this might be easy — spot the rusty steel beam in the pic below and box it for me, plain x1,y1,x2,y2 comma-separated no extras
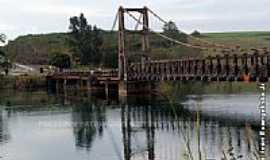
48,49,270,83
124,8,145,12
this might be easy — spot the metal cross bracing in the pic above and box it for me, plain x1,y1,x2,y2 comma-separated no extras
117,6,151,82
128,49,270,82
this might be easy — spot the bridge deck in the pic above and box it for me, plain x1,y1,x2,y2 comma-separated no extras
47,50,270,83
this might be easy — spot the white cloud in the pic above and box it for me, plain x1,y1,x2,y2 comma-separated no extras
20,2,102,17
0,0,269,40
0,24,16,31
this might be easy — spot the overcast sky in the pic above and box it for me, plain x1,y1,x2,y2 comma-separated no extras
0,0,269,40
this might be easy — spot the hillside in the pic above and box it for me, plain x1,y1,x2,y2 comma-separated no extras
4,33,72,65
202,31,270,50
3,31,270,66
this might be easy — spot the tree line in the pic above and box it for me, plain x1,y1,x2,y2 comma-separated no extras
50,13,104,69
0,34,11,75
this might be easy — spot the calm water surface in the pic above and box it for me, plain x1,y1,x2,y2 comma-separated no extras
0,85,269,160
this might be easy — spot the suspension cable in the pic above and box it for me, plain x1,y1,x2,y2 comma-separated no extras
111,10,119,31
125,11,207,50
146,7,236,51
98,9,119,68
147,7,168,24
135,13,143,30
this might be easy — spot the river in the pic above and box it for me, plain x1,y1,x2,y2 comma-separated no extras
0,82,269,160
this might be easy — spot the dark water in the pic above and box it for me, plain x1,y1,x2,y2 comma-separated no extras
0,84,269,160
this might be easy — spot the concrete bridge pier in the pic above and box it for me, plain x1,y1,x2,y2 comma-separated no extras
76,79,81,90
80,78,84,89
86,78,91,89
55,79,61,93
63,79,67,90
105,82,109,99
47,79,56,93
86,79,92,95
63,79,67,97
118,81,128,97
118,81,156,97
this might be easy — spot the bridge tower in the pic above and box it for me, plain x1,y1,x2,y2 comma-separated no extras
118,6,150,96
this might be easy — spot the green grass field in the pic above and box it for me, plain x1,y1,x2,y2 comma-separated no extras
202,31,270,49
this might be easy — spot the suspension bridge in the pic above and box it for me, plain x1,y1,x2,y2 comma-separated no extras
47,6,270,96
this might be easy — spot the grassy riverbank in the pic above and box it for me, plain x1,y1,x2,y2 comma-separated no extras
0,75,46,90
158,81,265,97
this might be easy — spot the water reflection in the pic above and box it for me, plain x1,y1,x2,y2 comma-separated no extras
118,100,267,160
0,88,268,160
0,109,9,144
72,101,106,150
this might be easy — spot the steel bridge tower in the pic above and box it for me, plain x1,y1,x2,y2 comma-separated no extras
118,6,150,96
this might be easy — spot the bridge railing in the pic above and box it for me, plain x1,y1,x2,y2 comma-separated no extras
47,69,118,79
129,50,270,81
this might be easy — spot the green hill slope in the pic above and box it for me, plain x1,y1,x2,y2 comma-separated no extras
4,31,270,66
4,33,72,64
202,31,270,50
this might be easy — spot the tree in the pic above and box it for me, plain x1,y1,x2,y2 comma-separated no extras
162,21,187,47
69,13,103,65
1,61,11,75
92,26,103,61
0,51,11,76
102,46,118,68
163,21,179,36
49,53,71,69
0,49,5,56
191,30,201,37
0,35,11,75
0,34,6,43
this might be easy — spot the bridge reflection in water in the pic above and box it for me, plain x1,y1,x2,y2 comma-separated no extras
0,109,9,145
67,92,269,160
0,89,268,160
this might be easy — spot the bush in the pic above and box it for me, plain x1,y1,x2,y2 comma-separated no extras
191,30,201,37
49,53,71,69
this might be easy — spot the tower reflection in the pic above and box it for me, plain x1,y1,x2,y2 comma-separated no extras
0,109,9,145
62,91,268,160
